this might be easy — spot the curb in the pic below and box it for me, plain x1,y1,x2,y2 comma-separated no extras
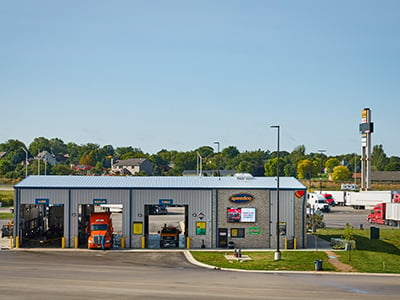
183,250,400,277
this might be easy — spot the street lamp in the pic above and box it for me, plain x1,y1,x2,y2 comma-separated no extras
270,125,281,261
213,142,220,176
21,147,28,178
318,150,326,193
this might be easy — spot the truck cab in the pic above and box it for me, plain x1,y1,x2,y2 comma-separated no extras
322,193,336,206
159,224,181,248
307,193,330,212
88,212,113,249
367,203,386,224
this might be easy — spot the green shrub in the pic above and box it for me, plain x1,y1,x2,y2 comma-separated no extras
0,190,14,207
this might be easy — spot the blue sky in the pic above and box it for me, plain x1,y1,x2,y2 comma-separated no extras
1,1,399,156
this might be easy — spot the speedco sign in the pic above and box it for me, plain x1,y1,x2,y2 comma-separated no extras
229,193,254,204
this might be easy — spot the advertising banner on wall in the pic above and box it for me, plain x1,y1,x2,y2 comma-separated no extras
227,208,256,223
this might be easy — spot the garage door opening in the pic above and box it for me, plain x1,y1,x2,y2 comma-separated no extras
77,204,123,249
19,203,64,248
144,205,187,249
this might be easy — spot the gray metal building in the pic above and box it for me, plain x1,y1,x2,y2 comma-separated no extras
13,174,307,249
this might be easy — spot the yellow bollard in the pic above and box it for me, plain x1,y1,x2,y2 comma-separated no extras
10,236,13,249
61,237,65,249
141,236,145,249
74,236,79,248
121,236,125,249
294,238,297,249
284,238,288,250
186,236,190,249
16,236,20,248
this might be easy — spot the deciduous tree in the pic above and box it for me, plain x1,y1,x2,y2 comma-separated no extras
332,165,351,181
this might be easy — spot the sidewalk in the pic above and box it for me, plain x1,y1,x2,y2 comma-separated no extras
306,233,332,250
0,237,12,249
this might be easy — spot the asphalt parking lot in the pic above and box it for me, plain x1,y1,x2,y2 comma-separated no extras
323,205,392,229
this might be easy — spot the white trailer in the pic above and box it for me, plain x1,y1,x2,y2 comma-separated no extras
321,191,347,206
345,191,393,210
386,203,400,226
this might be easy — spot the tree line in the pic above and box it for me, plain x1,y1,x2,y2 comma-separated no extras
0,137,399,180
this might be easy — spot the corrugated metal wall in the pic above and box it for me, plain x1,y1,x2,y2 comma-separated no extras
270,190,295,249
70,189,130,247
19,189,69,204
132,189,213,248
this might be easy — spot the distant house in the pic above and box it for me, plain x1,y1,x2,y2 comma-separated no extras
35,151,57,166
34,151,69,166
0,152,6,159
111,158,153,176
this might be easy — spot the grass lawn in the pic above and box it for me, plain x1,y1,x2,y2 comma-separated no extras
191,250,336,271
317,228,400,273
0,190,14,207
191,228,400,273
0,212,13,220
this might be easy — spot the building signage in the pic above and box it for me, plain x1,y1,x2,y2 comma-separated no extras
229,193,254,204
196,221,206,235
35,198,49,205
294,190,305,198
227,207,256,223
93,199,107,205
240,207,256,222
159,199,173,205
133,222,143,235
248,227,260,235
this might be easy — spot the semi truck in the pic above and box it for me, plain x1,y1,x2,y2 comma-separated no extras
321,193,336,206
345,191,399,210
321,191,347,206
367,203,400,226
87,212,113,249
307,193,330,212
159,224,181,248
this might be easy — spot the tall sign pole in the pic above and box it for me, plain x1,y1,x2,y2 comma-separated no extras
360,108,373,190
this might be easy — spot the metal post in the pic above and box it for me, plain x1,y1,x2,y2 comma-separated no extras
197,152,202,176
21,147,28,178
214,141,220,176
318,150,326,193
271,125,281,261
37,151,40,175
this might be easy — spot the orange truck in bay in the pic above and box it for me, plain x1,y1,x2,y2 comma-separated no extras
88,212,113,249
159,224,181,248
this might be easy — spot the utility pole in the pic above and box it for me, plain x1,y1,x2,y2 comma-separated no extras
271,125,281,261
22,147,28,178
318,150,326,193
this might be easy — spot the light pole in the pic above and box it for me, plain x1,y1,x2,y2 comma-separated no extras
196,152,203,176
213,142,220,176
271,125,281,261
21,147,28,178
318,150,326,193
